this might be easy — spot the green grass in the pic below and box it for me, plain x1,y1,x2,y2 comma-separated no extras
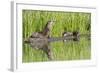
22,10,91,62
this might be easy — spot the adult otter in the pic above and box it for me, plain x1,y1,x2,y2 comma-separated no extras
30,20,55,38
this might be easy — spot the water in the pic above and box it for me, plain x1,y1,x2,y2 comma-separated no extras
23,37,91,62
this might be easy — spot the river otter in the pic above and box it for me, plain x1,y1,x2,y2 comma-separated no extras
30,20,55,38
62,31,79,42
62,32,73,42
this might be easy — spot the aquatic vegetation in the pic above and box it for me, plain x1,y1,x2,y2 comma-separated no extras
22,10,91,62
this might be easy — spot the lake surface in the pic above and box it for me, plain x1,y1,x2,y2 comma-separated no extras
23,37,91,62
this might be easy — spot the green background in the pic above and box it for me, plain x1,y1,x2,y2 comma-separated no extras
22,10,91,62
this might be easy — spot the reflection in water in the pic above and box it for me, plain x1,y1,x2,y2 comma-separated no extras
24,33,90,61
51,37,91,60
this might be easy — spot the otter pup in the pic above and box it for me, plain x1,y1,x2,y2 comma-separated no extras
62,31,79,42
62,32,73,42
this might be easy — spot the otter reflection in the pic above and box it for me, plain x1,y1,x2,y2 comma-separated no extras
24,33,78,60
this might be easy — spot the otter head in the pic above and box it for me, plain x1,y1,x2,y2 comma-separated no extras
47,20,55,29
